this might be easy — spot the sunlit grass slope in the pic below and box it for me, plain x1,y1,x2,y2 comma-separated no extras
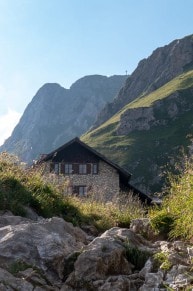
82,70,193,193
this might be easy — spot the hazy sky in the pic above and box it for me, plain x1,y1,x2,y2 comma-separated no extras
0,0,193,145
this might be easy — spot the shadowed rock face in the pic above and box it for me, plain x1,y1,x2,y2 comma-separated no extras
94,34,193,128
0,75,126,163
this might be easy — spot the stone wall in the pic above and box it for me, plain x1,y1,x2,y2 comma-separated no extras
43,160,120,201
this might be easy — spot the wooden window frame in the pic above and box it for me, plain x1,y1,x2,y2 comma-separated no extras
92,163,98,174
73,185,87,196
64,163,73,174
54,163,59,175
78,186,87,196
79,164,87,174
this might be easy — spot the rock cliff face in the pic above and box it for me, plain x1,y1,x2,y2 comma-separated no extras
94,34,193,128
116,90,193,135
0,75,126,163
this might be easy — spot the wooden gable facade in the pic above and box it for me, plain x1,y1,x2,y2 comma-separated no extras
39,137,152,204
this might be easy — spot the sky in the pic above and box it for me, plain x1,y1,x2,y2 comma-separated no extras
0,0,193,145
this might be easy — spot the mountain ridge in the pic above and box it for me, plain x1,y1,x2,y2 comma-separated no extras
82,35,193,193
0,75,127,163
93,34,193,129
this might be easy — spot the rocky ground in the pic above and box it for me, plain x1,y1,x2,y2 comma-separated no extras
0,211,193,290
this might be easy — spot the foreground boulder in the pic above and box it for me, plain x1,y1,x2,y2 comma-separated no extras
62,223,193,290
62,227,155,290
0,215,87,288
0,267,34,291
0,213,193,290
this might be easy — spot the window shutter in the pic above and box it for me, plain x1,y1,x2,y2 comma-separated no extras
54,163,59,174
87,164,91,174
73,164,79,174
93,163,98,174
60,163,65,174
50,162,54,172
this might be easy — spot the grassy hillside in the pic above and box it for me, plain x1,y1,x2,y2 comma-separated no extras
82,70,193,193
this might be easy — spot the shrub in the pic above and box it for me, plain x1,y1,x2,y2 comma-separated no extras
149,207,174,238
153,252,172,271
8,260,32,275
124,242,151,270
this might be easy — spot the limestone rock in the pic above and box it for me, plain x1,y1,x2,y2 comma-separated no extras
0,213,31,228
173,240,187,252
139,259,153,278
130,218,156,240
18,268,57,290
96,275,143,291
0,217,87,284
1,212,193,290
187,246,193,259
164,265,193,289
116,90,193,135
168,252,189,266
63,227,155,290
139,270,164,291
0,267,34,291
117,107,155,135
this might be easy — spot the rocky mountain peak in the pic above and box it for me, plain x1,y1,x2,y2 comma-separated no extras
32,83,68,104
37,82,63,92
0,75,126,163
93,34,193,128
70,75,107,89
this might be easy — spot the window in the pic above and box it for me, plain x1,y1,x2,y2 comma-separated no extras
79,186,87,196
92,163,98,174
79,164,87,174
54,163,59,174
64,164,73,174
73,186,87,196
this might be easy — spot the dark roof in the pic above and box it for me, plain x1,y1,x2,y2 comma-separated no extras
128,183,152,205
40,137,132,182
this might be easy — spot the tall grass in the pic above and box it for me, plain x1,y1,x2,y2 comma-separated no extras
70,192,146,231
0,153,145,232
149,156,193,240
0,153,66,217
